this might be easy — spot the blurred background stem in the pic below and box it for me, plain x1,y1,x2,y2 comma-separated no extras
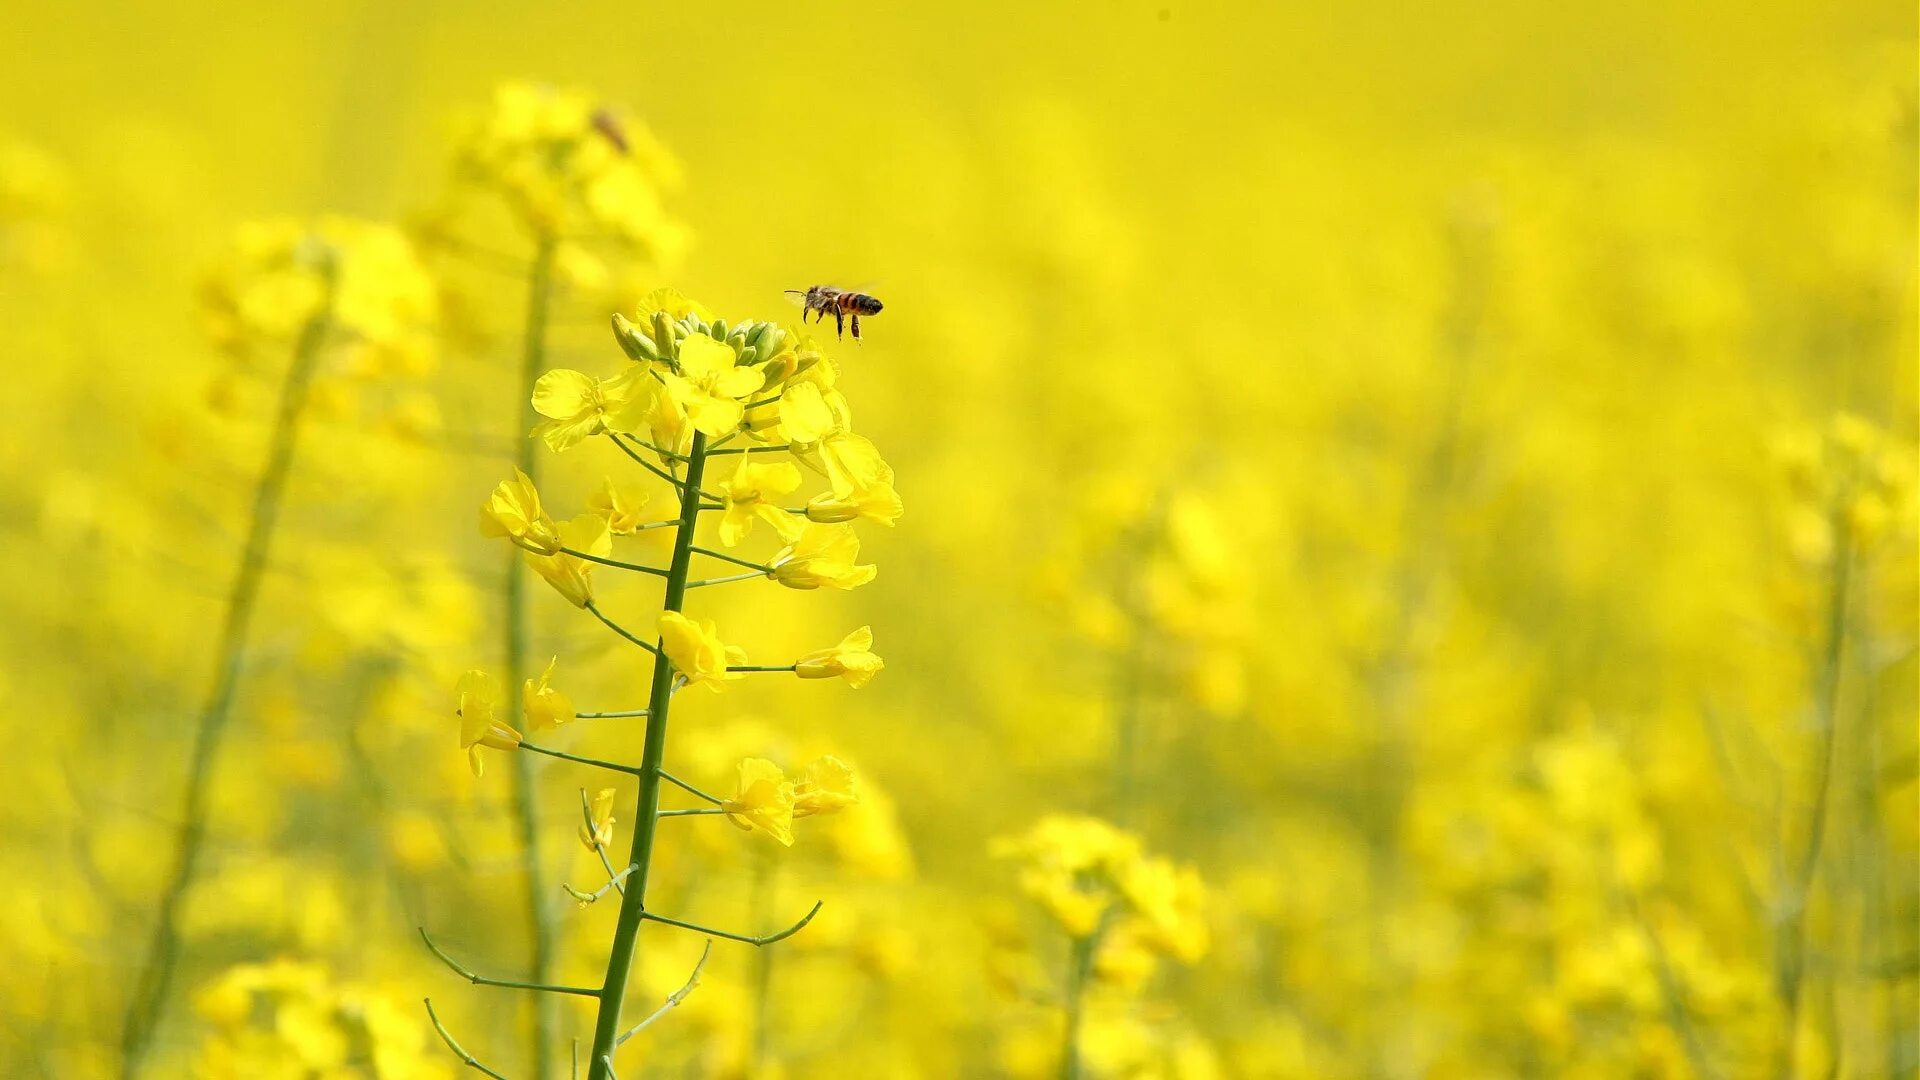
1775,506,1853,1077
119,270,336,1079
507,232,560,1080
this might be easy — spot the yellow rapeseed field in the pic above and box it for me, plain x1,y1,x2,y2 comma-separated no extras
0,3,1913,1078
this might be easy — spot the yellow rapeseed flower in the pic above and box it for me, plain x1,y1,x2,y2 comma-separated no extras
525,513,612,607
478,469,563,555
455,670,521,777
768,521,877,591
661,335,761,436
795,626,885,687
717,460,803,546
658,610,746,691
579,788,617,851
722,757,795,845
530,366,650,452
584,476,651,533
793,756,859,818
521,657,574,732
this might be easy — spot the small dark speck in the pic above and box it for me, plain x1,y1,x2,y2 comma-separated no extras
1157,8,1171,21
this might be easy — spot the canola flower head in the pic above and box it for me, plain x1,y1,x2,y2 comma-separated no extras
451,80,686,253
995,815,1207,957
201,215,439,377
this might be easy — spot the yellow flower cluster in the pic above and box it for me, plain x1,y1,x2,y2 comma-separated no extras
192,959,442,1078
200,216,440,378
721,755,860,846
448,80,685,254
995,814,1208,961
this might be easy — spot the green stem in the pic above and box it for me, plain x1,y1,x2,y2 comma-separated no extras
508,232,560,1080
521,741,644,776
562,547,669,577
586,602,662,656
585,431,711,1080
1060,933,1096,1080
1777,514,1853,1075
690,546,775,573
120,282,335,1080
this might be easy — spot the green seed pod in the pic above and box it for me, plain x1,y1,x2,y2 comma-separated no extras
710,318,729,340
735,345,760,367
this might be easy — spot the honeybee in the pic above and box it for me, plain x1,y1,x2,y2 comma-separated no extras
785,285,884,342
590,107,630,154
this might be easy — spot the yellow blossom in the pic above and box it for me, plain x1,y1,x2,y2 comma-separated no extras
661,334,761,436
579,788,617,851
455,670,521,777
530,366,649,452
795,626,885,687
478,469,562,554
721,757,795,845
718,460,802,546
768,521,877,591
584,476,651,533
793,756,859,818
522,657,574,731
805,481,904,527
525,514,611,607
658,610,746,691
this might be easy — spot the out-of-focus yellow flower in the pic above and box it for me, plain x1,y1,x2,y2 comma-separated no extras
661,335,761,436
795,626,885,687
522,657,574,732
722,757,795,845
531,366,650,452
580,787,617,851
793,756,859,817
479,468,563,554
768,520,877,591
658,610,746,691
456,670,521,777
201,216,438,376
451,81,684,253
585,476,651,533
525,513,612,607
718,460,803,546
1119,857,1210,963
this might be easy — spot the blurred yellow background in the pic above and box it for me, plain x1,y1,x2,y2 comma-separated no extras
1,1,1914,1077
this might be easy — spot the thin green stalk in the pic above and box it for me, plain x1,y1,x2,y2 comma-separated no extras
508,233,561,1080
585,431,711,1080
120,282,335,1080
750,854,775,1072
1776,513,1853,1076
1060,933,1096,1080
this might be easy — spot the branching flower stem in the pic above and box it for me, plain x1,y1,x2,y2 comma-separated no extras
507,232,562,1079
120,277,336,1080
584,430,712,1079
